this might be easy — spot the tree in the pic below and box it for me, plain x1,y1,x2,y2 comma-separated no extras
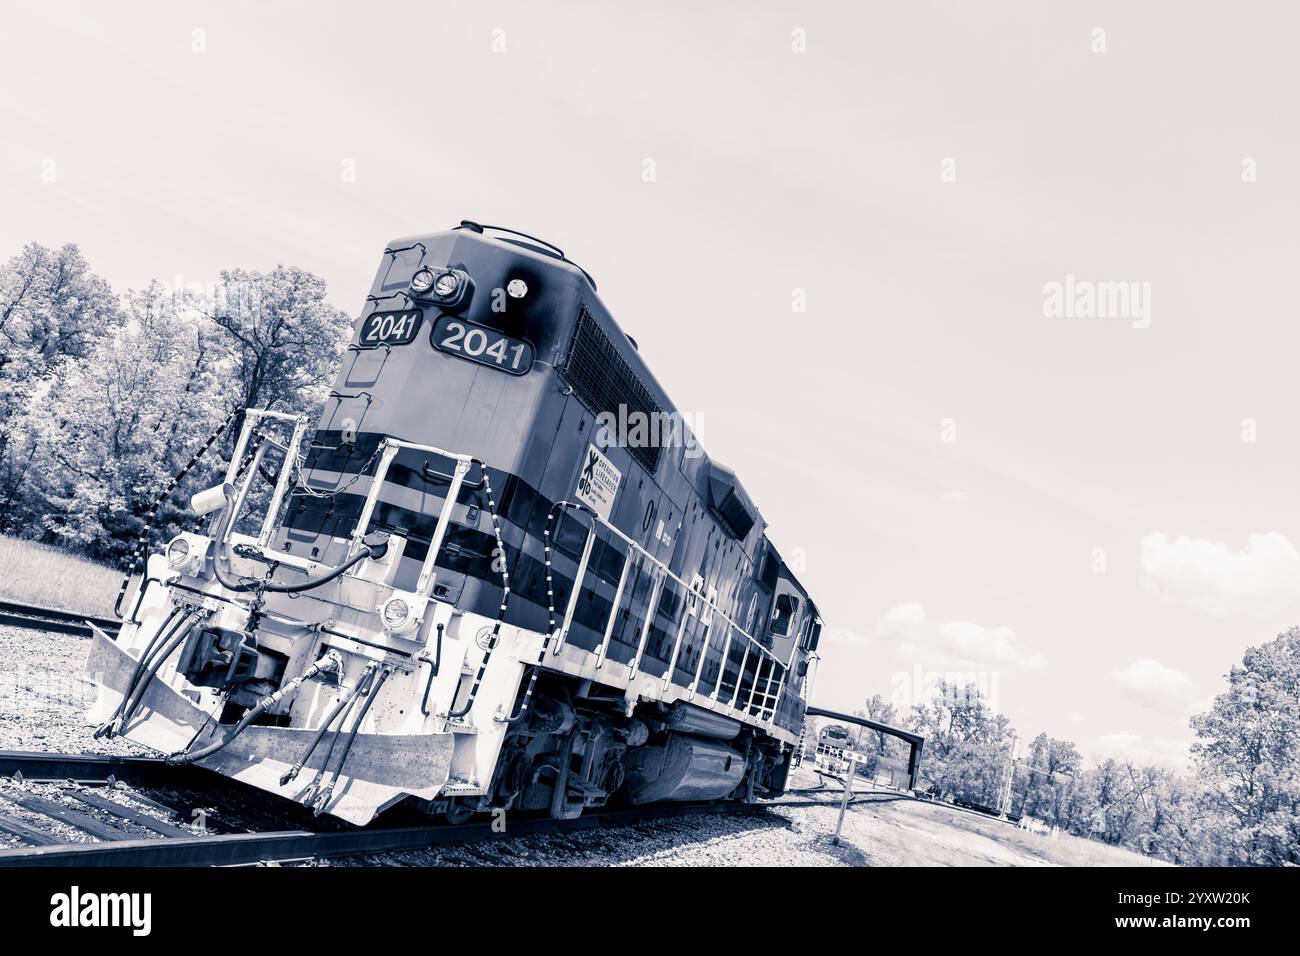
1016,733,1081,823
1190,627,1300,865
203,265,352,417
0,243,117,527
909,679,1014,807
19,284,229,561
853,693,904,778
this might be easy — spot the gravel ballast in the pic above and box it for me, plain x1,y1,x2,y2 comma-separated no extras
0,623,1159,866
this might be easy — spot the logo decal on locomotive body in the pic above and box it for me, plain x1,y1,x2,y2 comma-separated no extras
575,443,621,520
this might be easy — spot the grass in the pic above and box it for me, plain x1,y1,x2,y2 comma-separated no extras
0,535,125,618
930,802,1168,867
789,767,1169,866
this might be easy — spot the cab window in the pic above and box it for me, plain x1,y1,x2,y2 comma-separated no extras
770,594,799,637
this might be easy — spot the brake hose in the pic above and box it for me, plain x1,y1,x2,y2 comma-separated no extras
165,652,342,766
312,665,391,814
303,664,376,800
95,610,198,739
94,606,184,738
280,667,372,786
113,614,200,731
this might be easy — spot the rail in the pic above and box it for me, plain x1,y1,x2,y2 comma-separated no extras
0,599,121,638
0,750,881,866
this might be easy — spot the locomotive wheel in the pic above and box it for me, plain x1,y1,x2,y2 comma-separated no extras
443,800,476,825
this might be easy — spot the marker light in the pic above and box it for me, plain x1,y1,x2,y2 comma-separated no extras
164,533,210,577
381,597,411,630
506,278,528,299
166,538,190,567
410,268,436,293
433,272,460,297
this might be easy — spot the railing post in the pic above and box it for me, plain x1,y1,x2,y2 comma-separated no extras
223,440,268,544
594,551,633,669
728,640,752,708
552,526,596,656
756,660,778,720
628,571,665,677
223,414,256,486
258,416,307,548
764,667,786,725
744,655,769,715
415,457,472,597
350,440,398,555
709,624,736,701
661,591,695,691
686,618,714,700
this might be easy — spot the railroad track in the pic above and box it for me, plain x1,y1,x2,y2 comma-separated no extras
0,751,887,867
0,599,120,638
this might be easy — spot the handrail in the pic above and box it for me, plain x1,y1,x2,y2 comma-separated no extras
220,414,791,727
543,501,787,699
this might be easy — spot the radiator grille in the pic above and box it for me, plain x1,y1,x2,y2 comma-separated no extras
562,307,663,474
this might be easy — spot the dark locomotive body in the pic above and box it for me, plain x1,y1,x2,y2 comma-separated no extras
280,223,819,733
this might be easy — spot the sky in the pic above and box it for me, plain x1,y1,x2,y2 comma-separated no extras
3,1,1299,768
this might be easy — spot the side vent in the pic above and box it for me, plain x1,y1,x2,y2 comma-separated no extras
562,307,663,473
706,460,759,541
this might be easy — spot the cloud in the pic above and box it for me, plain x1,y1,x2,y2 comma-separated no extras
1090,732,1192,769
1139,532,1300,617
878,603,1046,672
1113,658,1198,711
939,489,972,503
822,625,873,647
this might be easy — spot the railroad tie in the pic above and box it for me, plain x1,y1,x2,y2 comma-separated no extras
2,792,136,842
63,789,192,838
0,810,61,846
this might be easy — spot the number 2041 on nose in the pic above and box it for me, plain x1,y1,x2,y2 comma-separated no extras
431,316,535,375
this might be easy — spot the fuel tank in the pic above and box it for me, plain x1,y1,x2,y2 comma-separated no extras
623,734,746,804
662,700,742,740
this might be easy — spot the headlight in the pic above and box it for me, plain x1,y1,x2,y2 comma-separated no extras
506,278,528,299
410,268,436,293
433,271,460,297
381,597,410,630
166,538,190,567
409,268,472,308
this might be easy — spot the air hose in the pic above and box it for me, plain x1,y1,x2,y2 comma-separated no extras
312,665,391,814
209,485,389,594
94,609,198,739
279,664,374,786
302,667,375,803
165,652,343,766
113,614,200,731
94,606,184,738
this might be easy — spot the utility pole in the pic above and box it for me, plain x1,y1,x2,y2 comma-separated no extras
998,732,1019,819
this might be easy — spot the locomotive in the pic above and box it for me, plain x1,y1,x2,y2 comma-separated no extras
85,221,823,825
